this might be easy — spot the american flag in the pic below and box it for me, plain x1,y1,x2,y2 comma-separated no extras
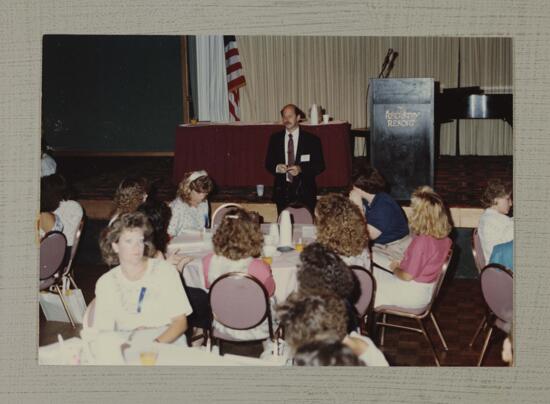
224,35,246,121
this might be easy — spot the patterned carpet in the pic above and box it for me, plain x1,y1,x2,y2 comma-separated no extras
56,155,512,207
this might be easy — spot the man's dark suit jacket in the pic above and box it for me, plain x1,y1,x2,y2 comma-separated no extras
265,129,325,213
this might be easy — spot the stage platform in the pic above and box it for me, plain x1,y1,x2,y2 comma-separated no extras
55,155,512,226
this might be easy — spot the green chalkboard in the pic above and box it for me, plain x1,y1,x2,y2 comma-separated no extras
42,35,183,151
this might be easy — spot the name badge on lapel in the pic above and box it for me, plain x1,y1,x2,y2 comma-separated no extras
300,154,311,162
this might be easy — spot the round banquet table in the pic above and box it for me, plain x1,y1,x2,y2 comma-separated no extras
167,224,317,303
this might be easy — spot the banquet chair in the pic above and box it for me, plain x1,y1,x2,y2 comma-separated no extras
349,265,376,336
208,272,274,355
82,298,96,329
211,203,242,229
278,205,314,225
471,228,486,274
468,228,489,348
475,264,513,366
62,217,85,289
39,231,76,327
374,248,453,366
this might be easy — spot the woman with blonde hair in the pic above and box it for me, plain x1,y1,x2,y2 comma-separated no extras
168,170,213,236
372,186,452,309
315,193,370,268
95,212,192,344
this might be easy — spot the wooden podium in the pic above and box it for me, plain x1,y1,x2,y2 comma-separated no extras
369,78,435,201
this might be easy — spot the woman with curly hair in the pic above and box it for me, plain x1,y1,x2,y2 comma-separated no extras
203,207,274,294
109,176,148,226
201,207,275,340
373,186,452,309
95,212,192,344
478,179,513,265
296,242,359,333
315,193,370,268
276,291,388,366
349,163,410,260
168,170,213,236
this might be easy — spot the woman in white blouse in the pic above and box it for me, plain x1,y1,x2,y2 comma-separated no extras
95,212,192,344
43,174,84,247
478,180,513,262
167,170,213,236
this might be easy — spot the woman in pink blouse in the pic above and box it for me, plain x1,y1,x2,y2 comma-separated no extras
202,207,275,341
373,186,452,309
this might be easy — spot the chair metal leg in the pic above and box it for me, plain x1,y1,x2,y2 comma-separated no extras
477,326,494,366
379,313,387,346
430,312,448,351
417,318,440,366
67,274,78,289
202,328,209,346
53,284,76,328
469,315,487,348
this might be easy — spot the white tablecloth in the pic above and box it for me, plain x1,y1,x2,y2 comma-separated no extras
171,225,316,303
39,333,285,366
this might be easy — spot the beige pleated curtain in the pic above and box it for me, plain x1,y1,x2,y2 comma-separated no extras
237,36,512,155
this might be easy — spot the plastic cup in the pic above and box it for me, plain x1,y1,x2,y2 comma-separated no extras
256,184,264,197
262,256,273,266
322,114,329,124
295,243,304,253
139,350,158,366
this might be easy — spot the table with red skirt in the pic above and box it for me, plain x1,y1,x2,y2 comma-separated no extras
172,121,352,187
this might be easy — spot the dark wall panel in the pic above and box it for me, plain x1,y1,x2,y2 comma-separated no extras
42,35,183,151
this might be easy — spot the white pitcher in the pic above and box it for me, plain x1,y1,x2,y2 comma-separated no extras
309,103,320,124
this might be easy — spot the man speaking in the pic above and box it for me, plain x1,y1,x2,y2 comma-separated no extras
265,104,325,214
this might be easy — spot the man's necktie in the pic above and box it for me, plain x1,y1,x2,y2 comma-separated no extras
287,134,295,182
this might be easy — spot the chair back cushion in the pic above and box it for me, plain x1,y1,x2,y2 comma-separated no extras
279,206,314,225
209,273,269,330
211,203,242,228
40,231,67,281
472,228,486,274
480,264,513,323
350,266,375,318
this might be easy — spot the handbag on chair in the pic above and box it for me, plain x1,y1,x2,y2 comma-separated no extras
40,277,87,324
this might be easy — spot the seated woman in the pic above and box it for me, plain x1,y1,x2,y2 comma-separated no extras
490,240,513,270
43,173,84,248
478,180,513,264
349,164,410,261
373,186,452,309
137,199,209,335
294,339,365,366
202,207,275,340
315,193,370,268
168,170,213,236
296,242,360,333
39,175,63,239
276,291,388,366
108,177,148,226
95,212,192,344
137,198,193,270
